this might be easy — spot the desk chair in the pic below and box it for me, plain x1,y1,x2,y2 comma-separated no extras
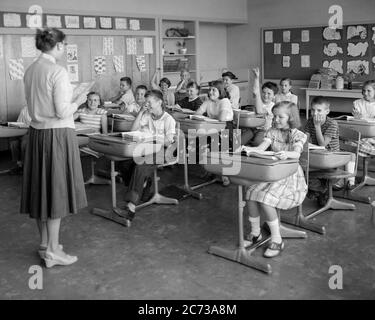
280,134,326,234
305,127,360,220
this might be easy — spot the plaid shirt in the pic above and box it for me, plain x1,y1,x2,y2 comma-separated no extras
304,117,339,151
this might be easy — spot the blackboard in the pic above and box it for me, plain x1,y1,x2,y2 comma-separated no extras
263,23,375,81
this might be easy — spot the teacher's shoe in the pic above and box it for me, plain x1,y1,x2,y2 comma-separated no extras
44,251,78,268
264,241,284,258
38,245,63,259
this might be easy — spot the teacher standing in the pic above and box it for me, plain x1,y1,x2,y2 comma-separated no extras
21,28,88,268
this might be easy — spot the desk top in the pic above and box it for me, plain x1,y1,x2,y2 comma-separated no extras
302,88,362,98
0,126,28,138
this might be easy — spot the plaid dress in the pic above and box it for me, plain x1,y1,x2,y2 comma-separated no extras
245,128,308,210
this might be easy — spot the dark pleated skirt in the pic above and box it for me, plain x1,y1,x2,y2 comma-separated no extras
20,127,87,220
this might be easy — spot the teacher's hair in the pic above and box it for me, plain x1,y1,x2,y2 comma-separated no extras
35,28,66,52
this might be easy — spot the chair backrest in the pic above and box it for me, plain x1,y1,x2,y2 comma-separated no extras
338,125,361,175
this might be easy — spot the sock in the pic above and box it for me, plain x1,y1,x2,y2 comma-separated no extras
127,202,135,213
266,219,282,244
346,161,355,185
249,216,260,237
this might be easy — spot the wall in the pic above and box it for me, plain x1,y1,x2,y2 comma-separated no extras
227,0,375,107
0,0,247,23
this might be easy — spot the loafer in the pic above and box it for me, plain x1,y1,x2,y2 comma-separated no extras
264,241,284,258
113,207,135,227
44,251,78,268
243,233,262,247
38,244,63,259
222,176,230,187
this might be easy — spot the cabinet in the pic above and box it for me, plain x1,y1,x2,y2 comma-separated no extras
159,19,199,86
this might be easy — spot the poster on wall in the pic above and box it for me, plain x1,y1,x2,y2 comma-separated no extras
67,64,79,82
94,56,106,74
3,13,21,27
21,37,37,58
115,18,127,30
83,17,97,29
113,55,124,73
301,55,310,68
283,30,291,42
129,19,140,31
9,58,24,80
282,56,290,68
66,45,78,62
126,38,137,55
301,30,310,42
143,38,153,54
46,15,62,28
65,16,80,28
103,37,114,55
136,55,146,72
100,17,112,29
265,31,273,43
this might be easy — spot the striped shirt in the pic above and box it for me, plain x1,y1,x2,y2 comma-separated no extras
304,117,339,151
77,107,107,132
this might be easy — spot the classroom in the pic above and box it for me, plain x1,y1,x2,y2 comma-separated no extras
0,0,375,301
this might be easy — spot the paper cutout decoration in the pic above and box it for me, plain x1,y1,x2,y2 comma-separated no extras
372,27,375,44
103,37,114,55
65,16,80,28
323,43,343,57
67,64,79,82
100,17,112,29
143,38,153,54
21,37,37,58
113,55,124,73
347,25,367,40
84,17,96,28
282,56,290,68
274,43,281,54
301,30,310,42
126,38,137,55
347,42,368,57
323,59,343,74
3,13,21,27
46,15,62,28
26,14,42,28
129,19,140,31
66,45,78,62
301,55,310,68
115,18,127,29
291,43,300,55
94,56,106,74
283,30,291,42
323,27,341,40
9,59,24,80
136,55,146,72
265,31,273,43
347,60,369,75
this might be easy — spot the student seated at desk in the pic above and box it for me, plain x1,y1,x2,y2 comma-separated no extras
222,71,240,110
109,76,136,110
74,92,108,133
304,96,355,193
174,68,190,104
115,90,176,226
275,78,298,105
241,67,278,147
123,85,148,117
151,69,175,106
174,81,203,111
242,101,307,257
9,106,32,174
352,80,375,156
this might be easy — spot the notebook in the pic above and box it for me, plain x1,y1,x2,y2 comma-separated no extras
189,115,220,122
239,146,278,160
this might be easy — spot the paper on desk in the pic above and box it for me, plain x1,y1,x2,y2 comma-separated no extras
71,81,95,102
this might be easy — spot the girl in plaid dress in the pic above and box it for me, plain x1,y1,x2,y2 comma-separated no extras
243,101,307,258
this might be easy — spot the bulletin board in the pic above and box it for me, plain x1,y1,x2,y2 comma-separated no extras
262,23,375,81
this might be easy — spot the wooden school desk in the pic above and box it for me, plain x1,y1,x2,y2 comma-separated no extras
303,88,362,119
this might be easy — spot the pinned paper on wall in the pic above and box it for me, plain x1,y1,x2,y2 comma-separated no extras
113,55,124,73
94,56,106,74
126,38,137,55
372,27,375,44
291,43,300,55
100,17,112,29
136,55,146,72
0,36,3,59
65,16,80,28
21,37,37,58
143,38,153,54
323,27,341,40
301,55,310,68
129,19,140,31
46,15,62,28
347,60,369,75
323,59,343,74
323,43,343,57
283,30,291,42
9,59,24,80
3,13,21,27
347,42,368,57
274,43,281,54
83,17,97,29
26,14,42,28
66,45,78,62
347,25,367,40
103,37,114,56
115,18,127,30
265,31,273,43
282,56,290,68
67,64,79,82
301,30,310,42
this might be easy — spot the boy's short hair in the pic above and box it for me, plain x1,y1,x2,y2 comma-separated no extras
120,77,132,86
186,80,200,91
280,78,292,85
311,96,330,108
136,85,147,92
262,81,278,95
159,77,171,88
272,101,301,129
145,89,165,110
363,80,375,89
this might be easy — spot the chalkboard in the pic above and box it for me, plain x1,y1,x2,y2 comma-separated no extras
262,23,375,81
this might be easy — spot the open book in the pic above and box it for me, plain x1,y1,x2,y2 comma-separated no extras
334,115,375,123
121,131,158,143
239,146,278,160
7,122,28,129
189,115,220,122
308,143,326,150
111,113,136,121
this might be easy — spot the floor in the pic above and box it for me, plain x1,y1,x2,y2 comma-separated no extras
0,149,375,300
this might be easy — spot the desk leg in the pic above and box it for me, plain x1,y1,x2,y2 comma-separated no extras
182,139,203,200
208,185,272,274
84,158,111,185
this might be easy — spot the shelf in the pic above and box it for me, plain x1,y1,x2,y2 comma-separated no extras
163,70,196,75
163,54,196,57
162,36,195,40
